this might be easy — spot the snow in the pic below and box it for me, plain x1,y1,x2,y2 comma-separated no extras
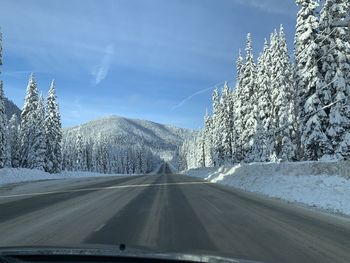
64,115,195,162
0,168,127,186
182,161,350,216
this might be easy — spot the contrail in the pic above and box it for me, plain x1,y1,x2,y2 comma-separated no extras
93,44,115,85
171,80,234,111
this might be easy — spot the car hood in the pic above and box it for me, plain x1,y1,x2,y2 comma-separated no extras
0,245,264,263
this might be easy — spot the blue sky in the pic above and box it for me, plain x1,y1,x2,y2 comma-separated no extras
0,0,298,129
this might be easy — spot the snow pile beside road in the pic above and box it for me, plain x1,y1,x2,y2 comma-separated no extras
0,168,125,186
182,161,350,215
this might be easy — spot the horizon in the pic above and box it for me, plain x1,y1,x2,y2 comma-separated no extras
0,0,297,129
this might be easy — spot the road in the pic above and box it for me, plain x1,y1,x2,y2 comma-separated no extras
0,165,350,263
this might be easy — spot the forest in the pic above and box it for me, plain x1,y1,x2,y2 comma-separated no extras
177,0,350,169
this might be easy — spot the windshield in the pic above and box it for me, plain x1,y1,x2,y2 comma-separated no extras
0,0,350,263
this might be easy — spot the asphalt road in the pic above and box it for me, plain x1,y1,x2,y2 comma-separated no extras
0,166,350,263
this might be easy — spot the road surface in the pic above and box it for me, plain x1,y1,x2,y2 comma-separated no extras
0,165,350,263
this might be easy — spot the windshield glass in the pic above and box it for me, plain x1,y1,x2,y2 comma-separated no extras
0,0,350,263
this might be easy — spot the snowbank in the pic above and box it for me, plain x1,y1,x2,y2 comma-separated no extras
182,161,350,216
0,168,126,186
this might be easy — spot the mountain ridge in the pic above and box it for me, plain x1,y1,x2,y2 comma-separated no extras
66,115,194,132
64,115,195,161
4,97,21,121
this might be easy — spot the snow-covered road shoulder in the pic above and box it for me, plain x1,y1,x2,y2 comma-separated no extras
0,168,127,186
182,161,350,216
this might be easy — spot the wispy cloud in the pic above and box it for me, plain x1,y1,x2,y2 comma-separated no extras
171,80,234,111
232,0,296,15
91,44,115,85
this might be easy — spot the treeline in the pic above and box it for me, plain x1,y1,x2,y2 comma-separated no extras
0,76,63,172
178,0,350,169
62,129,161,174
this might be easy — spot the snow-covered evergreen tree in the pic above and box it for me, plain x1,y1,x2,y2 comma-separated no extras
240,33,257,161
126,148,134,174
0,29,5,168
302,93,332,159
0,81,7,168
269,31,280,159
255,39,274,161
45,80,62,173
319,0,350,159
211,88,222,165
197,131,206,167
294,0,315,159
96,134,109,174
31,95,46,170
62,130,75,171
269,27,296,161
275,25,296,161
295,0,332,160
251,117,267,162
203,109,213,167
232,50,244,162
84,139,93,172
20,74,40,168
7,114,20,167
75,127,85,171
179,137,202,169
220,82,234,163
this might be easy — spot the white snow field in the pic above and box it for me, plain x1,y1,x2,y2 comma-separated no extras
0,168,126,186
182,161,350,216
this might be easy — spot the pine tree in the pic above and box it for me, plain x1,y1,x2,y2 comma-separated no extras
0,29,5,168
220,82,234,163
211,88,222,165
319,0,350,160
85,139,93,172
302,93,332,159
75,127,85,171
92,133,109,173
62,131,75,171
20,74,40,168
197,131,206,167
203,109,213,167
269,27,296,161
255,39,274,161
269,31,280,160
0,81,7,168
276,25,296,161
295,0,332,160
7,114,20,167
45,80,62,173
251,117,267,162
99,135,109,173
127,148,133,174
240,33,257,161
30,95,46,170
294,0,320,60
232,50,244,162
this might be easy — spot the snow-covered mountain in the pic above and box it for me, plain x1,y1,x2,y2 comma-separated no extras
64,115,195,161
4,97,21,121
